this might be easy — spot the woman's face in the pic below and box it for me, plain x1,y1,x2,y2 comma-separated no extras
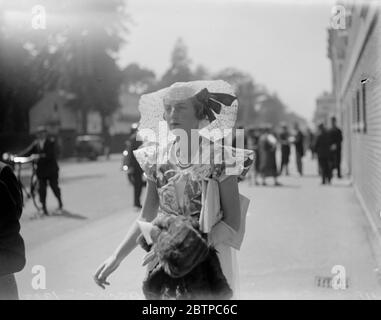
164,98,199,133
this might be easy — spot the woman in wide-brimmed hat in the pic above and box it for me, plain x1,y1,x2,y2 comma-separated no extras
94,80,254,299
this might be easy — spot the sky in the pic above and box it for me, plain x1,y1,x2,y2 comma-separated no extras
119,0,338,122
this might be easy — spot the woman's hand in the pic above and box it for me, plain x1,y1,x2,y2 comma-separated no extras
93,180,159,290
93,255,120,289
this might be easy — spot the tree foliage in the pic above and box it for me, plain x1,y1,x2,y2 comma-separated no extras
214,68,266,126
158,38,194,89
122,63,156,95
0,0,129,134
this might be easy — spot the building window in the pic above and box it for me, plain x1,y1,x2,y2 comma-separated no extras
352,97,356,132
361,81,367,133
356,89,361,133
360,5,369,19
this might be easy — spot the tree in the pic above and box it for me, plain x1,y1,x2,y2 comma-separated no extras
158,38,194,88
193,65,209,81
214,68,265,127
258,93,287,126
55,0,130,135
122,63,156,95
0,5,49,134
257,93,308,128
0,0,130,135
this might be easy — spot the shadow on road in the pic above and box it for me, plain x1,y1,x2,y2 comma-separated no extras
298,173,319,178
328,182,352,188
61,174,105,184
50,209,88,220
276,184,301,189
251,183,301,189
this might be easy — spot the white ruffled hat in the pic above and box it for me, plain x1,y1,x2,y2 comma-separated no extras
136,80,238,142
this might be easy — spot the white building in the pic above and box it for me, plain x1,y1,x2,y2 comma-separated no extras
328,1,381,234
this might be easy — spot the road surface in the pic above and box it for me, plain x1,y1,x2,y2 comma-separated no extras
15,153,381,299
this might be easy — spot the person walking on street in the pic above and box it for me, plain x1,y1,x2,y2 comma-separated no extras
104,131,111,160
258,125,281,186
293,123,305,176
19,126,63,216
94,80,254,299
232,125,248,149
314,123,333,185
279,123,291,176
0,162,26,300
329,116,343,178
306,127,316,160
126,123,145,209
248,127,261,185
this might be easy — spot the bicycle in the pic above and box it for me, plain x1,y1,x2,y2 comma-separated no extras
2,153,42,212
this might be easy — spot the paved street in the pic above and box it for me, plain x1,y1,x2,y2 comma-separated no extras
15,153,381,300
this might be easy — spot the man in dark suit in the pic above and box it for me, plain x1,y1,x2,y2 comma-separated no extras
293,123,305,176
329,117,343,178
20,126,63,215
126,124,144,209
279,123,291,176
0,161,26,299
314,123,333,185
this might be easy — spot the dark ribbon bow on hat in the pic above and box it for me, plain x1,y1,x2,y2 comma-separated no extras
194,88,237,122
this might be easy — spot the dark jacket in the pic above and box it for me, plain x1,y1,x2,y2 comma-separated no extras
127,133,143,175
294,130,305,155
329,127,343,149
314,130,332,159
20,137,59,178
0,162,26,276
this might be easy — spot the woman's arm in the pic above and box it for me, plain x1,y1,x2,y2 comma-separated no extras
113,179,159,263
93,179,159,289
219,175,241,232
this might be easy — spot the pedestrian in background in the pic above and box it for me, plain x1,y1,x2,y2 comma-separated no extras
104,131,111,160
248,127,261,185
329,116,343,178
0,162,26,300
314,123,333,185
258,125,281,186
306,127,316,160
293,123,305,176
279,123,291,176
126,124,145,210
19,126,63,215
232,125,248,148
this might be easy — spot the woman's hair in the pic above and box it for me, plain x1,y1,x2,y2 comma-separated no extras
189,96,208,121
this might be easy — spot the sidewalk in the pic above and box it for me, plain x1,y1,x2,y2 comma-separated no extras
238,154,381,299
16,154,381,299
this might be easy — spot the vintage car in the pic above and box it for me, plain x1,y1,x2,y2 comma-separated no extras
75,135,104,161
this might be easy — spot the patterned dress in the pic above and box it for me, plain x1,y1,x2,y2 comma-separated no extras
134,139,254,298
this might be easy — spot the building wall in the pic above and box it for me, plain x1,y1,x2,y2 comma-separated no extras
314,92,336,126
86,111,102,134
341,9,381,228
29,91,79,134
110,92,140,134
